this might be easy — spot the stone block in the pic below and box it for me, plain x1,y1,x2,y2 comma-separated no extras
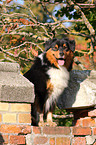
58,70,96,109
0,62,35,103
86,136,96,145
26,134,33,145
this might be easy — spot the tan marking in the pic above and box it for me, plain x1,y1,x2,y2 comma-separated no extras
47,79,53,95
38,113,44,127
55,44,58,49
63,43,66,47
64,50,74,70
46,47,74,70
46,48,59,68
39,113,44,122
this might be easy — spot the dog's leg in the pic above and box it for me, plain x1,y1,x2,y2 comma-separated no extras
46,112,57,127
38,113,44,126
47,112,52,122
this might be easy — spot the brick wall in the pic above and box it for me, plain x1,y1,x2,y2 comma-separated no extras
0,102,31,144
29,109,96,145
0,101,96,145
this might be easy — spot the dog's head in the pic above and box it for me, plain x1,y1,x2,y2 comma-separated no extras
45,38,75,71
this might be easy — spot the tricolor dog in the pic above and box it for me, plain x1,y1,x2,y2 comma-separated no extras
24,37,75,126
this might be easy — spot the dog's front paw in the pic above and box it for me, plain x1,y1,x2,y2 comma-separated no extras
45,121,57,127
38,121,45,127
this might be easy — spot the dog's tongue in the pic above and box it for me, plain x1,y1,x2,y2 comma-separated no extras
58,60,65,66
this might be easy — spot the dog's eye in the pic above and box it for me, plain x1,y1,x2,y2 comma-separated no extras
52,45,58,51
63,44,68,51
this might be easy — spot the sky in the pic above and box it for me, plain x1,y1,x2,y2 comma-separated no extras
53,4,72,27
0,0,24,5
14,0,24,5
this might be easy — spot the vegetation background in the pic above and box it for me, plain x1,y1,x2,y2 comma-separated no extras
0,0,96,126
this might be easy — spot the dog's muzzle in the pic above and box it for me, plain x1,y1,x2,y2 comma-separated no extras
57,51,65,66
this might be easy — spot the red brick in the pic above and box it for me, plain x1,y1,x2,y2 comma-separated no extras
73,119,82,126
33,126,41,134
93,141,96,145
49,138,55,145
0,135,8,144
72,137,86,145
93,127,96,135
56,137,70,145
0,124,21,133
10,135,25,144
34,136,48,144
82,117,95,127
0,124,31,134
88,109,96,117
19,125,31,135
72,127,91,135
43,126,70,135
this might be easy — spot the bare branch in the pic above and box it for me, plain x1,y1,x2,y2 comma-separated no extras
66,0,95,36
53,114,73,119
74,57,87,70
5,41,43,52
0,46,32,62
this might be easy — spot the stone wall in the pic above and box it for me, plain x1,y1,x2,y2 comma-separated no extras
0,62,96,145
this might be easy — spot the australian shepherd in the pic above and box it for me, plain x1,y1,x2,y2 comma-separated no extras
24,37,75,126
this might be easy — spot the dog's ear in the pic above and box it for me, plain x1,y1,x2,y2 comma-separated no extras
45,38,57,51
69,40,75,52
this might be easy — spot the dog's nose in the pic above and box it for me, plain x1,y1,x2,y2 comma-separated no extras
59,52,64,57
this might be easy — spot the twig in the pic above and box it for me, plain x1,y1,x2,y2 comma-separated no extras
74,57,86,70
53,114,74,119
5,41,43,52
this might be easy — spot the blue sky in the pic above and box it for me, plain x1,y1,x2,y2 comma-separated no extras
53,4,72,27
0,0,24,5
14,0,24,5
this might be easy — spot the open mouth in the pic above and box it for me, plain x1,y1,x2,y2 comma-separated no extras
57,58,65,66
53,54,65,66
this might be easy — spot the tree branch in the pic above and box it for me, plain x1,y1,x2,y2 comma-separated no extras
66,0,95,36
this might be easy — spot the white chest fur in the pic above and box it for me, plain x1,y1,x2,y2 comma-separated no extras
45,66,69,111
